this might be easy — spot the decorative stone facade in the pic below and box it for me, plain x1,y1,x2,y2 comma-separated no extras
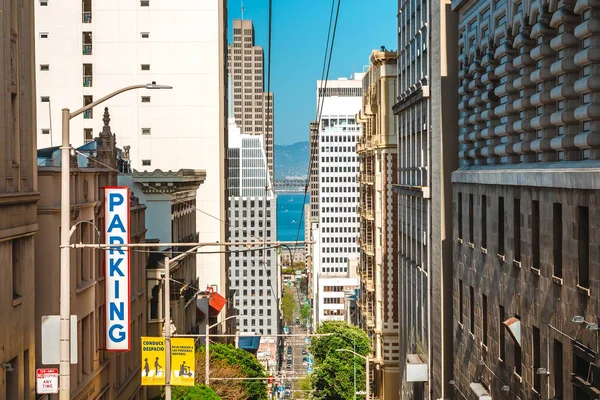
357,49,399,399
452,0,600,399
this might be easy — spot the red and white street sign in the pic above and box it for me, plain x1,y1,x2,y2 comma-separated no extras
36,368,59,394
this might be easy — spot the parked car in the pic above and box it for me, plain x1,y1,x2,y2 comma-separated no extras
301,348,307,355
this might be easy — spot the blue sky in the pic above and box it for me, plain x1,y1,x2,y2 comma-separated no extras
228,0,397,146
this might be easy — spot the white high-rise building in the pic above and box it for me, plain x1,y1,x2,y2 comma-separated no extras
34,1,229,290
315,74,363,275
227,119,278,335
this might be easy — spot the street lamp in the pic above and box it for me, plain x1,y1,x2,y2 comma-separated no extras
205,315,239,385
59,82,171,399
336,348,370,399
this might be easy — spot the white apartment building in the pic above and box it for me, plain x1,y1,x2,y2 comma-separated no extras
34,0,228,290
316,275,359,323
227,120,278,336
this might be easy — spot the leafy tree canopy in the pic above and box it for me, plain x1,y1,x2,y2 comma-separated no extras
169,384,221,400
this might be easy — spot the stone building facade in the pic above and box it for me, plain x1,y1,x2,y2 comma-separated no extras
394,1,458,398
0,0,38,397
36,110,148,399
452,0,600,399
356,49,399,399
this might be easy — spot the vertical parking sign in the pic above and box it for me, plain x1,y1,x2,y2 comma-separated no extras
104,187,130,351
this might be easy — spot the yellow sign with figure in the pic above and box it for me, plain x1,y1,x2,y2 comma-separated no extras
141,337,166,386
170,337,195,386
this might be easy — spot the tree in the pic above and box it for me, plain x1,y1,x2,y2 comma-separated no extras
196,343,268,400
300,303,311,322
308,321,371,400
281,287,296,325
169,384,221,400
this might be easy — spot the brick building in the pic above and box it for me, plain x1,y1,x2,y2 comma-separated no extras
452,0,600,399
356,49,399,399
393,1,458,398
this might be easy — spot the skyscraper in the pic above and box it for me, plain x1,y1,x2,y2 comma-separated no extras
394,1,458,398
228,19,275,181
227,119,278,336
34,0,229,294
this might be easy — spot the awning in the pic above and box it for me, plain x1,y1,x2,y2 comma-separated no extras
469,383,492,400
238,336,261,353
209,291,227,316
406,354,428,382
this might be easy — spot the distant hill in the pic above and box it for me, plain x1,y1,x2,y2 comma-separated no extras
274,141,309,180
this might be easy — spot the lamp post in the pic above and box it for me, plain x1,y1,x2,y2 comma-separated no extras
59,83,171,399
336,348,369,399
205,315,238,385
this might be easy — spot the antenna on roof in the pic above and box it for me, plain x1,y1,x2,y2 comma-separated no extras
241,0,244,20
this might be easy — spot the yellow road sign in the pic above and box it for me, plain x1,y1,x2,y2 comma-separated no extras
170,337,195,386
141,337,166,386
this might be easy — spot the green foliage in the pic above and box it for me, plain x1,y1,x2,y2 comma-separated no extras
281,287,296,325
300,303,311,322
308,321,371,399
169,384,221,400
199,343,268,399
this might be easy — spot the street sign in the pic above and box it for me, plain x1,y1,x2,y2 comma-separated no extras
36,368,59,394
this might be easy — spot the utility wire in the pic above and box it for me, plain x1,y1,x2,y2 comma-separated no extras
74,148,265,243
291,0,342,264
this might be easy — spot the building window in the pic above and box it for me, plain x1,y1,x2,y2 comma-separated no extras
499,304,505,360
41,96,50,102
40,64,50,71
498,197,505,255
481,195,487,249
39,32,49,39
41,129,50,135
82,0,91,22
140,0,149,5
84,129,93,143
6,356,18,399
141,64,150,71
553,203,562,278
141,32,150,38
513,199,521,262
482,294,488,347
554,339,563,398
533,325,541,393
40,0,48,5
82,32,92,55
141,96,151,103
458,279,463,326
12,239,23,300
578,206,590,288
514,315,522,377
141,128,151,135
468,193,474,244
458,193,463,240
142,159,151,166
83,63,92,87
532,200,540,268
469,286,475,334
83,95,93,119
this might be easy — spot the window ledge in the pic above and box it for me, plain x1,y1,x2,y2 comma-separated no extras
530,266,541,276
468,242,475,249
469,332,476,340
457,238,463,244
497,253,505,262
481,343,488,352
75,279,96,294
481,247,488,254
512,260,522,269
12,296,23,307
458,322,464,329
513,370,523,383
577,285,591,297
498,358,504,364
552,275,563,285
